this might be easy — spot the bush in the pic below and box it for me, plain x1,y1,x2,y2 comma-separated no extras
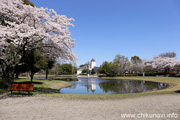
168,71,179,77
157,72,166,76
144,73,157,76
116,74,138,76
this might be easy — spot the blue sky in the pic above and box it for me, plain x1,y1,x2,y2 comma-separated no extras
30,0,180,67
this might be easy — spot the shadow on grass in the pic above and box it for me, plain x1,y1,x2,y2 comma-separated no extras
0,79,8,94
9,92,33,96
0,78,60,95
33,87,60,94
13,81,43,84
175,90,180,93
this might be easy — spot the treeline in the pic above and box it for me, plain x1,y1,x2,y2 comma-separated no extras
15,50,56,80
49,63,77,75
98,52,180,77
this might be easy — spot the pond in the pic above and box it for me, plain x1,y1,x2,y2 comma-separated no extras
60,78,168,94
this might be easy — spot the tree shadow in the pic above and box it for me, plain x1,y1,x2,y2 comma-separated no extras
175,90,180,93
8,92,33,96
33,87,60,93
13,81,43,84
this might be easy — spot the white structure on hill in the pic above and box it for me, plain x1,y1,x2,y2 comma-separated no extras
77,58,97,75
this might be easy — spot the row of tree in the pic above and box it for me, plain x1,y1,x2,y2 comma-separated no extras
49,63,77,75
98,52,180,76
15,50,56,80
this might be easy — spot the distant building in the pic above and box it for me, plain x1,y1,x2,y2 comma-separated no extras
77,68,83,75
77,58,99,75
90,58,96,70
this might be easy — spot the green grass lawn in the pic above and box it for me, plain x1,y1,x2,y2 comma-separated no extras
0,78,73,94
0,76,180,99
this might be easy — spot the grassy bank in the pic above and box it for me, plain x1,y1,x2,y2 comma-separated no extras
33,74,77,78
0,78,73,94
1,77,180,99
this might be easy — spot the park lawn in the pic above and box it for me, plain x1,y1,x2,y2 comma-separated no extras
0,78,73,94
34,74,77,78
0,76,180,99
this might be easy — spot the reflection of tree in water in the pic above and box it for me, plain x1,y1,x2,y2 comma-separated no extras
99,80,167,94
84,84,91,92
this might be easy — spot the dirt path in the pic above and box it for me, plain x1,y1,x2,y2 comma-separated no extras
0,94,180,120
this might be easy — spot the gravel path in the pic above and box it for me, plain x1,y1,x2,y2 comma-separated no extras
0,94,180,120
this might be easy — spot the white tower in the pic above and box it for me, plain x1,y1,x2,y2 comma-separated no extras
90,58,96,70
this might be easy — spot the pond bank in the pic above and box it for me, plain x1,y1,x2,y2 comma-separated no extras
1,77,180,99
46,77,180,99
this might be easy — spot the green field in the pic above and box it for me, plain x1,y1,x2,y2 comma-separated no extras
0,76,180,99
0,78,73,94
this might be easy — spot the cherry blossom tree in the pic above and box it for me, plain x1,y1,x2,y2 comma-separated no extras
147,56,180,75
130,56,142,74
0,0,77,88
113,55,130,75
129,56,147,76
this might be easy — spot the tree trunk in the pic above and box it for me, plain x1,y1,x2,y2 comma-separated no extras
26,72,30,79
143,72,145,77
15,73,19,79
165,68,170,77
30,73,34,84
2,67,14,89
45,69,49,80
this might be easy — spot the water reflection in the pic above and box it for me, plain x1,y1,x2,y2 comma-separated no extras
99,80,167,94
60,78,168,94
